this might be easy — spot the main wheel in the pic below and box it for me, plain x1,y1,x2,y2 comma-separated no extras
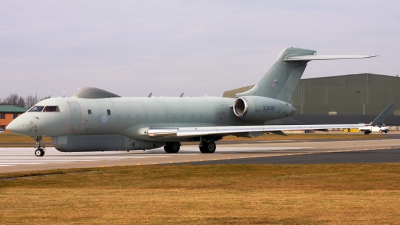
35,149,45,157
199,142,216,153
164,142,180,153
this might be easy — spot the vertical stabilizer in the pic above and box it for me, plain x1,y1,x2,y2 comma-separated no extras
236,47,315,103
236,47,376,103
371,103,393,126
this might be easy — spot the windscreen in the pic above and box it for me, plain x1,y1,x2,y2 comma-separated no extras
43,106,59,112
28,106,44,112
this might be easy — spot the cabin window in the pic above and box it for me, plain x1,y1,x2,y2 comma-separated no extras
88,109,92,115
29,106,44,112
107,109,111,115
43,106,59,112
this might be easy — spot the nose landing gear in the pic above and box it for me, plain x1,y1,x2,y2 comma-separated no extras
35,149,45,156
33,136,45,157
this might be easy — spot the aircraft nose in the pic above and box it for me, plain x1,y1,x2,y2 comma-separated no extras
6,119,27,135
6,120,19,133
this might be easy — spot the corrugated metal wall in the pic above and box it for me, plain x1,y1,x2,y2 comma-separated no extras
292,74,400,115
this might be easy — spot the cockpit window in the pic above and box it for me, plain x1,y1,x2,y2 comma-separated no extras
29,106,44,112
43,106,60,112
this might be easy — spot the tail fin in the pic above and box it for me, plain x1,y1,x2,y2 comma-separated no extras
371,103,393,126
236,47,377,103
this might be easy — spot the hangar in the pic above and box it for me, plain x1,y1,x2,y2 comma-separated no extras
223,73,400,125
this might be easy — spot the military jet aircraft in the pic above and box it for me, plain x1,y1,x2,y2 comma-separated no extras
7,47,377,156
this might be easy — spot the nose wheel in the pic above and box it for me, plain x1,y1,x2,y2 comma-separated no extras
33,136,45,157
35,149,45,156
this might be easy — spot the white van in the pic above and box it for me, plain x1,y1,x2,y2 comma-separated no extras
359,123,389,134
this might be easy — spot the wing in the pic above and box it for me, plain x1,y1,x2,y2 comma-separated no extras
147,123,366,139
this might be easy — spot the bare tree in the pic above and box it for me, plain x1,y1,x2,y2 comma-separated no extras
17,97,26,108
26,95,39,108
5,93,19,106
4,93,26,108
40,96,50,101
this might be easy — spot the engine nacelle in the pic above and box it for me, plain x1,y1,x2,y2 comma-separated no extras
233,96,297,122
52,135,163,152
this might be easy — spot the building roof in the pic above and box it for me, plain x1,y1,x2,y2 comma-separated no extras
0,105,27,113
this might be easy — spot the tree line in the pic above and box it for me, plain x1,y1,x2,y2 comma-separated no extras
0,93,49,109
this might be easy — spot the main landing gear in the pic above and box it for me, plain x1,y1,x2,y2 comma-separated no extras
199,137,216,153
199,142,216,153
164,142,181,153
163,137,218,154
33,136,45,157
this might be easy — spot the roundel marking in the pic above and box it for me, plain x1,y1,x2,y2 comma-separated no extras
102,116,108,123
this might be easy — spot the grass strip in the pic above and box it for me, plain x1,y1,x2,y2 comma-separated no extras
1,164,400,224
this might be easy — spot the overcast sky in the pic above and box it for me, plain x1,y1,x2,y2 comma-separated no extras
1,1,399,99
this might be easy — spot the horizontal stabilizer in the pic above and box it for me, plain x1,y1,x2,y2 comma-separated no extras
284,55,377,61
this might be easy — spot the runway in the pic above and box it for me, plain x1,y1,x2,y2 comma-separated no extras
1,138,400,173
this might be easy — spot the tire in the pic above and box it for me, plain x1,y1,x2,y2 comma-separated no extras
35,149,44,157
384,130,388,133
199,142,216,153
164,142,180,153
379,130,383,133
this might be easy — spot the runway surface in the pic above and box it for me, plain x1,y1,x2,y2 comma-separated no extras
1,138,400,173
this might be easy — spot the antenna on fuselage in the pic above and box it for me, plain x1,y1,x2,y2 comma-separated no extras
148,92,153,97
180,92,184,97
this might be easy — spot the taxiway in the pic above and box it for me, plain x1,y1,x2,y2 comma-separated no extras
1,138,400,173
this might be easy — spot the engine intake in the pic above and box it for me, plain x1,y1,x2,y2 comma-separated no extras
233,98,248,117
232,96,297,122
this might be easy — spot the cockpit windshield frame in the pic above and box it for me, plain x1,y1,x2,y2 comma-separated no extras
43,106,60,112
28,106,60,112
28,106,44,112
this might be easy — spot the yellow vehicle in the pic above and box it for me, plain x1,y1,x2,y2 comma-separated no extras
343,128,360,133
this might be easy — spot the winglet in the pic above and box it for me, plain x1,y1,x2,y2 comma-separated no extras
371,103,393,126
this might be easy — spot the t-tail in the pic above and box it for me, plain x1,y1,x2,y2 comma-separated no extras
236,47,377,103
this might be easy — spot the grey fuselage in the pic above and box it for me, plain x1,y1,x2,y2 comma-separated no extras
9,96,295,151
